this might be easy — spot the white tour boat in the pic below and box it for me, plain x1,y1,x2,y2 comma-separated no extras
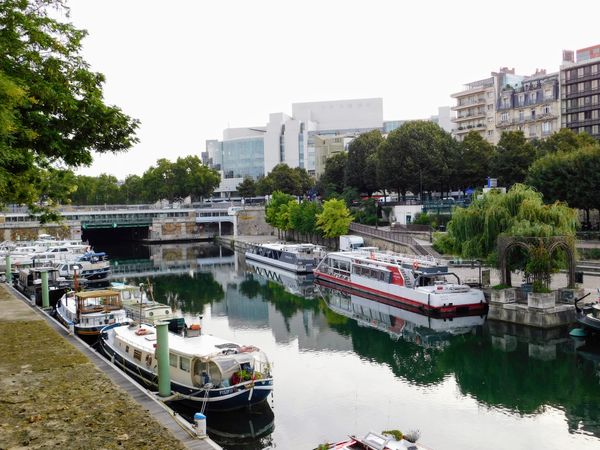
314,249,487,316
245,242,325,273
99,321,273,411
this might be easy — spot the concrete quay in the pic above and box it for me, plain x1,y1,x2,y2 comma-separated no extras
0,285,219,450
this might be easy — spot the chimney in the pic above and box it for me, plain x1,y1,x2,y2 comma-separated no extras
562,50,575,64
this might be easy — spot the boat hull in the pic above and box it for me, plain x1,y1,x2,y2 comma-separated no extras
315,272,487,317
53,307,104,343
245,252,313,273
99,331,273,411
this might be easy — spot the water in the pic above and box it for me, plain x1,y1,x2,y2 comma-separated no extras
104,242,600,450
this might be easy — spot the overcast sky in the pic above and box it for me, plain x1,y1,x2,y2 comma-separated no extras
67,0,600,180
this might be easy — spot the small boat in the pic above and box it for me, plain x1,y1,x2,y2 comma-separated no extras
53,251,111,284
54,289,128,340
575,292,600,334
99,321,273,411
15,267,71,307
321,431,431,450
314,249,487,316
110,282,185,333
245,242,325,273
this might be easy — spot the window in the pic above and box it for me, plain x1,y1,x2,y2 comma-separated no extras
529,126,536,137
593,110,599,120
593,95,599,105
487,130,494,137
544,88,553,100
530,92,537,104
502,97,509,108
519,94,525,105
169,353,177,367
133,349,142,361
578,83,585,93
593,125,599,135
531,109,536,120
519,111,524,121
542,122,552,135
501,112,509,122
180,357,190,372
578,67,584,78
543,105,550,114
592,79,599,90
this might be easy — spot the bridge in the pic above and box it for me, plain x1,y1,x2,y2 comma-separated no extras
0,203,242,242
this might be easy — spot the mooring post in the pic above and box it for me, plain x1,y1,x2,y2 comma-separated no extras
5,255,11,284
155,321,171,397
41,270,50,308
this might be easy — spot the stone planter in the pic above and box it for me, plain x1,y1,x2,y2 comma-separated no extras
491,288,516,304
527,291,556,310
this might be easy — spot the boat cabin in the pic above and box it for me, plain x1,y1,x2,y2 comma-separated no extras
76,290,122,319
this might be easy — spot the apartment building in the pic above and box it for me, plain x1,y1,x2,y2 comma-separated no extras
451,76,498,143
561,45,600,139
496,70,561,140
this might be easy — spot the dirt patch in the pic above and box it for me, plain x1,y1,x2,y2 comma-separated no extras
0,319,186,449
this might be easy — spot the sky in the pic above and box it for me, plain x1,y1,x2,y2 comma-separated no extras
66,0,600,180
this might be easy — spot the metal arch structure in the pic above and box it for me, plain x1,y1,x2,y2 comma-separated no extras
498,236,576,289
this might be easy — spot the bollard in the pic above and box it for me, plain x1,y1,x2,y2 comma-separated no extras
155,321,171,397
5,255,11,284
41,270,49,309
194,412,206,437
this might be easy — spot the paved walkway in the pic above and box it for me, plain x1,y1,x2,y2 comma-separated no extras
0,285,219,450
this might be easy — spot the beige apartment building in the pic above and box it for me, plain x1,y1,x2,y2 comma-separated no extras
495,70,561,140
314,134,355,179
451,76,498,143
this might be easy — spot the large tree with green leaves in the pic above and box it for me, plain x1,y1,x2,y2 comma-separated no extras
345,130,383,196
453,131,494,191
490,131,536,188
527,143,600,224
265,190,295,237
435,184,577,287
237,176,257,199
258,163,312,196
532,128,596,156
0,0,139,217
319,152,347,196
316,198,353,239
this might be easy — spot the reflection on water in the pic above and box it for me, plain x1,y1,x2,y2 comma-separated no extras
245,258,317,298
104,243,600,449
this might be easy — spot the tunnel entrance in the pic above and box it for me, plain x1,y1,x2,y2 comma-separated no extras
82,226,149,245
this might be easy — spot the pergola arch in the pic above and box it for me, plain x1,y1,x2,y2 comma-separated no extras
498,236,576,289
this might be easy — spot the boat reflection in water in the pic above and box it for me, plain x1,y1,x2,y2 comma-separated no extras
168,401,274,450
245,258,317,299
316,281,486,348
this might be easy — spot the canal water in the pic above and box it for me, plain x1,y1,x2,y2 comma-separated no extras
102,242,600,450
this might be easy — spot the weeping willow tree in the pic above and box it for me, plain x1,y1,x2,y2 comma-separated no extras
435,184,578,288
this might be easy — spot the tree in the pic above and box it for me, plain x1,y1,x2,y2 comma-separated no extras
435,184,577,288
260,164,304,196
237,176,257,198
316,198,353,238
320,152,347,195
532,128,596,156
527,144,600,225
120,174,144,204
453,131,494,191
490,131,536,188
0,1,139,217
345,130,383,196
265,191,295,236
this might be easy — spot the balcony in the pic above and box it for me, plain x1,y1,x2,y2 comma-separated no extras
452,97,487,110
453,111,486,122
563,85,600,100
455,123,486,133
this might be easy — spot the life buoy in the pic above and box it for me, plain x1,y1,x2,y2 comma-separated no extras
412,261,419,271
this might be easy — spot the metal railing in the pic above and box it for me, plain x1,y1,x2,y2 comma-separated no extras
349,223,430,256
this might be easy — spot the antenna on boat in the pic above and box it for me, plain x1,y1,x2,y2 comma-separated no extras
146,278,155,302
139,283,144,328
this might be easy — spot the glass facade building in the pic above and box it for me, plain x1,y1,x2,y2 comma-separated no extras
222,137,265,179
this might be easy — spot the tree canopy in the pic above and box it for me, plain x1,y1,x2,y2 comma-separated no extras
435,184,578,271
0,0,139,216
490,131,536,188
316,198,353,238
345,130,383,196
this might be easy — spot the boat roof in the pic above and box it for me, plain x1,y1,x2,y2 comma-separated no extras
254,242,322,251
76,289,120,298
113,324,247,359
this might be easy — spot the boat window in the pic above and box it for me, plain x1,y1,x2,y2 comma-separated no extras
169,352,177,367
126,345,130,353
180,357,191,372
133,349,142,361
121,291,131,300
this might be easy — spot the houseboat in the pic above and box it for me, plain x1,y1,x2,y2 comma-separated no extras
314,249,487,316
99,321,273,411
245,242,325,273
15,267,70,307
110,282,185,333
54,289,128,340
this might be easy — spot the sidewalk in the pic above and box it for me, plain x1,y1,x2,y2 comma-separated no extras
0,285,215,449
